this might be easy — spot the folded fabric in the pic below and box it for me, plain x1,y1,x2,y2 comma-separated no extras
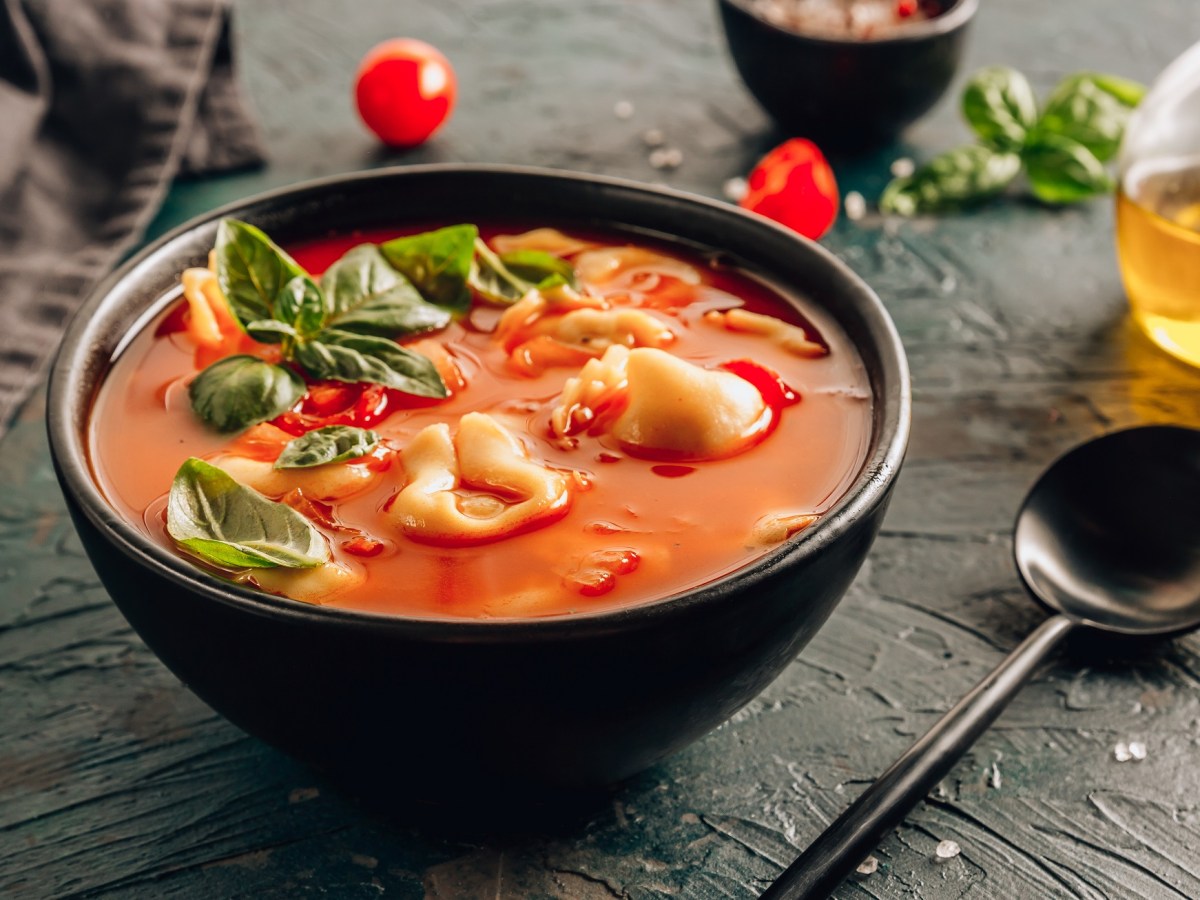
0,0,265,439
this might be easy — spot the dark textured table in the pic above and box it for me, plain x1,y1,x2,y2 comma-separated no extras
5,1,1200,897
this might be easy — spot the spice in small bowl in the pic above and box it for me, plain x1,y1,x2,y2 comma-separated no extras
716,0,977,148
750,0,949,41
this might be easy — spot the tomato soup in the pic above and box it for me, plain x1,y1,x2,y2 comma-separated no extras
88,223,871,618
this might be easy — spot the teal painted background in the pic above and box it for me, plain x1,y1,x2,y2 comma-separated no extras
4,1,1200,897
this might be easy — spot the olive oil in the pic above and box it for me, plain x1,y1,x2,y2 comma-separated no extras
1116,161,1200,368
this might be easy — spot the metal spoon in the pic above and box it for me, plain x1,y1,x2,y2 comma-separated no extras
762,424,1200,900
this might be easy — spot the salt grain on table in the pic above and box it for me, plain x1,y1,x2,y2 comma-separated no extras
935,839,961,860
649,147,683,170
642,128,665,147
722,177,748,202
856,855,880,875
844,190,866,221
1129,740,1147,760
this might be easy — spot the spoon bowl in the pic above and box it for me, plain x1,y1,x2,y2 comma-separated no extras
763,424,1200,899
1016,425,1200,635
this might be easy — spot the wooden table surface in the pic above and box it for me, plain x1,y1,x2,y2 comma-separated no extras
5,1,1200,897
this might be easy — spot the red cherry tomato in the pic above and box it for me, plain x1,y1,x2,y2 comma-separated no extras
355,38,456,148
739,138,839,240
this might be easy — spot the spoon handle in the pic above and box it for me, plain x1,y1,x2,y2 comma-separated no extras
760,613,1076,900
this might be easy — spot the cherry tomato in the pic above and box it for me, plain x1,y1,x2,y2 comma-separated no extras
739,138,839,240
355,38,456,148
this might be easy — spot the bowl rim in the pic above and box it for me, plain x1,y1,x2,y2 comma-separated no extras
47,163,910,641
719,0,978,46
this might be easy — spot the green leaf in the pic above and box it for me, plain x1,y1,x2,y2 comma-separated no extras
380,225,478,312
167,458,330,570
188,355,306,433
214,219,308,329
275,425,381,469
294,329,448,398
961,66,1038,152
501,250,577,287
469,239,535,304
244,319,296,345
320,244,452,337
469,241,580,305
1087,73,1147,109
276,274,329,338
1022,133,1114,204
1032,73,1145,163
880,145,1022,215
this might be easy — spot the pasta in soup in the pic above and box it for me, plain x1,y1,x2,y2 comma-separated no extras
88,221,872,618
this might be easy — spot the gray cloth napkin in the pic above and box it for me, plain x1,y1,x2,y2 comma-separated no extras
0,0,264,438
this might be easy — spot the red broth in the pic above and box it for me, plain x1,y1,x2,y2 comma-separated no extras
88,225,872,618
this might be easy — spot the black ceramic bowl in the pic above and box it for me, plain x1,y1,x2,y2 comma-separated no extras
717,0,977,149
48,166,909,801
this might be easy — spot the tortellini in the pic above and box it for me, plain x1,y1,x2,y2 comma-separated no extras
572,246,702,289
495,281,674,374
209,453,384,501
386,412,575,545
551,346,769,460
703,308,827,358
251,559,365,603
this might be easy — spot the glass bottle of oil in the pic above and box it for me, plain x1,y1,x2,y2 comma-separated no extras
1116,42,1200,368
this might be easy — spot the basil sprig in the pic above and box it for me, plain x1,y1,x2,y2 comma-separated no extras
880,146,1021,217
882,66,1146,215
190,219,582,432
191,219,455,432
167,457,330,570
275,425,380,469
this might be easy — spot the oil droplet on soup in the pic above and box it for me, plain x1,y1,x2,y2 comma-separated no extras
88,224,872,618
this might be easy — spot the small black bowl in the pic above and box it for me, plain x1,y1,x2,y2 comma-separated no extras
47,166,909,803
717,0,977,149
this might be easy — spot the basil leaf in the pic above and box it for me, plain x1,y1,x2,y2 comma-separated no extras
961,66,1038,152
244,319,296,344
880,145,1022,215
214,218,308,329
1088,73,1147,108
1022,133,1114,204
501,249,577,287
380,225,478,312
275,425,381,470
276,274,329,338
535,273,570,292
294,329,448,398
321,244,452,337
1033,73,1144,163
189,355,306,433
469,239,536,304
167,457,329,569
469,240,580,305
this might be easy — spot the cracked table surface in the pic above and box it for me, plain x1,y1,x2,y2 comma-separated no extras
4,1,1200,898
